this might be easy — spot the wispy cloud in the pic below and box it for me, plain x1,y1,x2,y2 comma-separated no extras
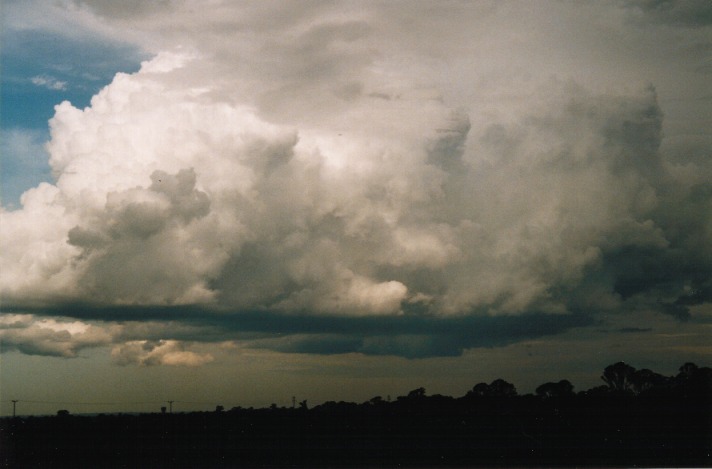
30,74,68,91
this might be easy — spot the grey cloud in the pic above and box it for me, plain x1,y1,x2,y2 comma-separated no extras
69,168,209,246
619,327,653,333
266,19,373,80
0,315,112,357
624,0,712,27
67,226,108,250
69,169,210,247
3,331,74,357
675,281,712,306
2,302,595,359
225,16,374,106
426,109,471,171
221,309,594,358
69,0,178,20
149,169,210,222
66,168,213,303
595,176,712,319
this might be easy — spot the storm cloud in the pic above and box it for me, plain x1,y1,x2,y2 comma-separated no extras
1,0,711,362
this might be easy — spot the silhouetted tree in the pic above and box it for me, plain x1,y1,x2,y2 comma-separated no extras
368,396,385,406
536,380,574,399
601,362,636,393
469,382,491,397
630,368,667,394
489,379,517,397
690,366,712,391
677,362,699,381
467,379,517,397
407,387,426,399
580,385,610,397
215,405,224,413
675,363,712,397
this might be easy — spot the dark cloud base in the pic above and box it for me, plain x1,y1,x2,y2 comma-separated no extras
3,302,594,358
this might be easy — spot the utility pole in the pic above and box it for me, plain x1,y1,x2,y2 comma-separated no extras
167,401,174,413
292,396,296,409
11,400,18,417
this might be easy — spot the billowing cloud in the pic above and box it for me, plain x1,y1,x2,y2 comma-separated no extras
1,1,711,362
111,340,214,367
0,314,111,357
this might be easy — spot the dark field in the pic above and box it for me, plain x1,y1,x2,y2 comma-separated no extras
2,363,711,468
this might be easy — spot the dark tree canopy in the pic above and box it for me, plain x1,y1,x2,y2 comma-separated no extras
601,361,637,393
536,379,574,398
467,379,517,397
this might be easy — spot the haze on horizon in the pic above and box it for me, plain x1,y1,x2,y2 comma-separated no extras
1,0,711,416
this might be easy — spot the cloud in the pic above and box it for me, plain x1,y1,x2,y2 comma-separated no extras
3,52,712,356
111,340,214,367
66,167,213,304
0,312,226,362
30,75,68,91
0,300,596,360
1,2,711,361
623,0,712,27
68,0,177,20
247,312,594,359
0,314,111,357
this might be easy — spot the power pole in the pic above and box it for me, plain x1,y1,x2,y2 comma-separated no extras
167,400,174,413
292,396,296,409
11,400,18,417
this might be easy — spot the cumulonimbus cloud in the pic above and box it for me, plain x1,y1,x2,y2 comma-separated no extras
2,1,711,361
3,54,708,328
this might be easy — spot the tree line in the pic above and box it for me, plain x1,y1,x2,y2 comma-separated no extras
2,362,710,468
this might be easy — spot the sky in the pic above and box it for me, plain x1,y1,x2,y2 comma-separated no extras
1,0,711,416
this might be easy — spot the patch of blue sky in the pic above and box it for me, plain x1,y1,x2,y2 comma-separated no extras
1,28,146,208
0,128,52,209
